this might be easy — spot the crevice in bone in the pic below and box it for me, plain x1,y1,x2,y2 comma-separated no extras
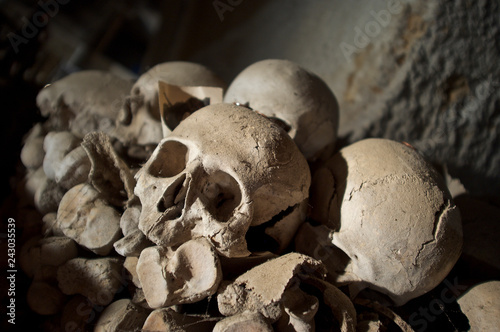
157,174,187,213
413,197,450,265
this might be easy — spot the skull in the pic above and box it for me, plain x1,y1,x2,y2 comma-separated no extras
134,103,311,257
36,70,133,138
223,59,339,162
298,138,463,306
114,61,226,146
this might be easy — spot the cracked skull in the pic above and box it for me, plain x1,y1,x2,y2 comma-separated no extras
135,103,311,258
223,59,339,162
299,138,463,306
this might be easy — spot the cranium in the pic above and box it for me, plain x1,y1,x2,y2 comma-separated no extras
36,70,133,138
298,138,463,306
114,61,226,146
134,103,311,257
223,59,339,162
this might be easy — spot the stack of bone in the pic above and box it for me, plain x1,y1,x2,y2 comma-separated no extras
16,59,497,331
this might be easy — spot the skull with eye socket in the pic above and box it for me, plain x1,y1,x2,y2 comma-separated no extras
134,103,311,257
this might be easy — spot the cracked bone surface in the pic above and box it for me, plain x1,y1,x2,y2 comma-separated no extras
113,61,226,146
217,252,326,322
136,238,222,308
56,183,122,255
57,257,124,306
134,103,311,257
36,70,133,138
301,138,463,306
94,299,150,332
223,59,339,162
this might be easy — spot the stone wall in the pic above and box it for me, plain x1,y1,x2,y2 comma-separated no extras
164,0,499,197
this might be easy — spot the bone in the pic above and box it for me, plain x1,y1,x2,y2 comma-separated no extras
135,103,311,258
81,132,136,207
223,59,339,162
24,166,47,205
217,252,326,322
41,212,64,237
34,177,66,215
142,308,219,332
303,277,357,332
25,236,79,282
275,287,319,332
458,280,500,332
123,256,141,288
136,238,222,308
27,281,67,315
57,257,124,306
119,205,141,236
57,183,122,255
54,145,91,190
113,61,226,146
307,138,463,306
213,311,273,332
21,136,45,170
94,299,150,332
114,229,153,257
114,205,153,257
42,131,81,180
36,70,133,137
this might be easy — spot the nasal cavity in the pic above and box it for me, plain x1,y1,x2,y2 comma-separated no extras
157,174,187,213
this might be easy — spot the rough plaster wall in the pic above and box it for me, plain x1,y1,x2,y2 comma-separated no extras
179,0,499,196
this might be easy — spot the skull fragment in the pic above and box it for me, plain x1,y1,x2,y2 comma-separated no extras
135,103,311,257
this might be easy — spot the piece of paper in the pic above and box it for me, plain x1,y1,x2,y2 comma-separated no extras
158,81,224,137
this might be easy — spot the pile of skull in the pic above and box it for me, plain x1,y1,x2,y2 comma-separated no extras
18,59,464,331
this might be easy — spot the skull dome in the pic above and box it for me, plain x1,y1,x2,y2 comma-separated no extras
134,103,311,257
223,59,339,162
301,138,463,306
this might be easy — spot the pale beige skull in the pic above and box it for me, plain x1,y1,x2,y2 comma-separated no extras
299,138,463,306
114,61,226,146
223,59,339,161
134,103,311,257
36,70,133,138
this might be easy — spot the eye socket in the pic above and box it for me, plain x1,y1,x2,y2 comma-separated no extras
147,141,188,178
202,171,242,223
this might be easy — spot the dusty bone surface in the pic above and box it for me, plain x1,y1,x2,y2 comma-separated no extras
57,257,124,306
136,238,222,309
36,70,134,138
56,183,122,255
303,138,463,306
81,132,137,207
94,298,150,332
142,307,219,332
223,59,339,162
134,103,311,258
217,252,326,322
457,280,500,332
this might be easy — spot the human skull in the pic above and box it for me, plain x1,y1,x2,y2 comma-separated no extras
36,70,133,138
114,61,226,146
134,103,311,257
223,59,339,161
299,138,463,306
